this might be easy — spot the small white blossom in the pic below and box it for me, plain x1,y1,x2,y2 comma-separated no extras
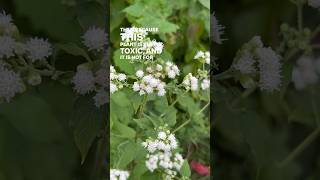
93,90,108,107
257,47,282,91
82,27,107,51
110,82,118,94
233,51,256,74
201,79,210,90
95,68,108,87
165,62,180,79
136,70,144,78
0,11,15,34
117,73,126,81
183,73,199,91
194,51,210,65
110,169,130,180
25,37,52,62
0,36,15,59
0,63,25,102
292,56,318,90
72,66,95,94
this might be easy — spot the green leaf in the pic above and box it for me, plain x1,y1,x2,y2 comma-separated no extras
71,95,103,164
137,16,179,34
57,43,91,62
111,91,131,107
76,1,106,29
198,0,210,9
180,160,191,177
113,121,136,139
123,2,145,17
113,49,135,75
117,141,137,168
110,0,126,32
14,0,82,42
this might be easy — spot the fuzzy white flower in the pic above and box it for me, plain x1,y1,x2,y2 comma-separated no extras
82,27,107,51
72,66,95,94
117,73,126,81
233,51,256,74
95,68,108,87
136,70,144,78
257,47,282,91
201,79,210,90
308,0,320,8
0,11,15,34
183,73,199,91
93,90,108,107
0,36,15,59
0,63,25,102
110,82,118,94
165,62,180,79
194,51,210,65
212,12,225,44
292,56,318,90
25,37,52,62
110,169,130,180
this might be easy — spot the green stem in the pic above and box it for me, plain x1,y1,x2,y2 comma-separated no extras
231,86,257,108
213,68,234,80
173,119,191,133
137,95,148,118
278,127,320,168
197,102,210,115
160,92,187,118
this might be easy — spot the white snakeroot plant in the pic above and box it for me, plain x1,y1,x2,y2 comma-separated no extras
142,125,184,179
110,169,130,180
25,37,52,62
82,26,107,51
0,62,25,102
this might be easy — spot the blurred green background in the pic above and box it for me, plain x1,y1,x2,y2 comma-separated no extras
0,0,106,180
213,0,320,180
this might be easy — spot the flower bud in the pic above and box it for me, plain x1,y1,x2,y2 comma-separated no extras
27,71,42,86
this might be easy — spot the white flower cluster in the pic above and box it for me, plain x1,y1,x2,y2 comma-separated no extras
233,36,282,91
194,51,210,65
142,126,184,179
292,56,320,90
182,71,210,92
110,169,130,180
0,11,52,62
82,26,107,51
0,62,25,102
133,70,166,96
72,65,108,107
211,12,225,44
110,65,127,94
165,62,180,79
308,0,320,8
25,37,52,62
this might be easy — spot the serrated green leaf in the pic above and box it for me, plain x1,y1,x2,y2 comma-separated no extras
57,43,91,62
